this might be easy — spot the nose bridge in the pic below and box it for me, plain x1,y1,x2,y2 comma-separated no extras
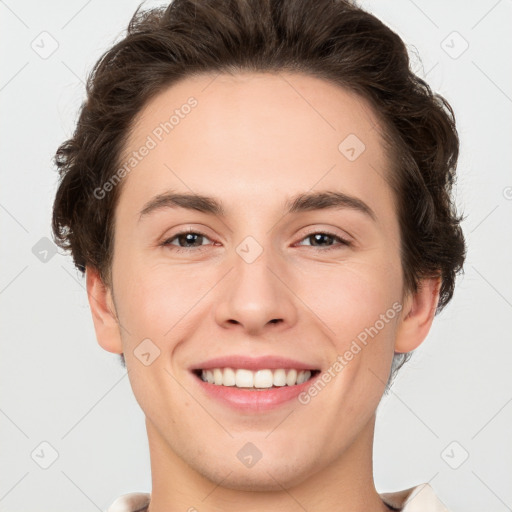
214,236,297,333
235,239,277,298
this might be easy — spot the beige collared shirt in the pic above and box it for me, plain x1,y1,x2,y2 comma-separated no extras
106,483,451,511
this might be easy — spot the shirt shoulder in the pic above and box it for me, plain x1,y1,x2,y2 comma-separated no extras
379,483,452,511
106,492,150,512
105,483,451,512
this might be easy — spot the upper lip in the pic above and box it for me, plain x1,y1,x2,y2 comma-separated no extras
190,355,320,372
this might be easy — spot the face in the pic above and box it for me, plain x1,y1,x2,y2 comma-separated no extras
104,72,408,490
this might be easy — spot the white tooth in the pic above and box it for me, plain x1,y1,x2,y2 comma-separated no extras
286,369,298,386
254,369,274,388
200,367,314,387
223,367,236,386
213,368,223,385
235,369,254,388
273,369,287,387
297,370,312,384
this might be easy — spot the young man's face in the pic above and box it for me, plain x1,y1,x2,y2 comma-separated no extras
89,72,435,491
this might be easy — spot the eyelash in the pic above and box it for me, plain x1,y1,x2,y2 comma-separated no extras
160,228,352,253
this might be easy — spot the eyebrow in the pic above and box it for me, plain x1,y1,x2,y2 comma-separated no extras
138,190,376,222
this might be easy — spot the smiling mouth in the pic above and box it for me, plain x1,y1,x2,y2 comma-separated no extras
192,368,321,390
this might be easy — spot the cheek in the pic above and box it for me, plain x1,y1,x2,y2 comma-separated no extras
302,257,402,330
118,278,177,337
113,258,218,343
302,258,402,386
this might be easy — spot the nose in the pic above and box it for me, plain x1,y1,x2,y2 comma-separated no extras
214,246,298,336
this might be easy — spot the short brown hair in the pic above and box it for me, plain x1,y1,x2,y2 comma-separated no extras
52,0,466,378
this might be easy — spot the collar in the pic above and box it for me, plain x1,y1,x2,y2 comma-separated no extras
380,483,451,511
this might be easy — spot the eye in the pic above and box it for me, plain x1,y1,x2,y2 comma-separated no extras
160,228,351,254
161,229,215,252
296,231,351,250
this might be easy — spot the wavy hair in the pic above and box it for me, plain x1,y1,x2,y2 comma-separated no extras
52,0,466,383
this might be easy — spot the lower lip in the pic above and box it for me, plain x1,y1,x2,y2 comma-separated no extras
191,371,321,412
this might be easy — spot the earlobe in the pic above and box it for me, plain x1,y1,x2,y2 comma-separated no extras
394,276,441,354
85,266,123,354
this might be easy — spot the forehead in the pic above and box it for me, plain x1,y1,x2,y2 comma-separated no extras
124,71,387,156
117,71,393,220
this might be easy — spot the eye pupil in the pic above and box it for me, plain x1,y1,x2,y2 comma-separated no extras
180,233,202,247
311,233,333,246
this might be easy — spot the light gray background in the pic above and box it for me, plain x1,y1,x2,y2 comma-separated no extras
1,1,511,511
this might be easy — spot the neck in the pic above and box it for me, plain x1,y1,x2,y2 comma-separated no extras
145,413,391,512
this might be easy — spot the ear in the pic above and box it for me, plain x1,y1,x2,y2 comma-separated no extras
394,276,441,353
85,266,123,354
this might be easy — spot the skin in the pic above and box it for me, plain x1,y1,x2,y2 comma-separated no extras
87,72,440,512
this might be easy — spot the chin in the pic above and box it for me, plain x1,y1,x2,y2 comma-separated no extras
208,470,303,492
190,456,313,492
